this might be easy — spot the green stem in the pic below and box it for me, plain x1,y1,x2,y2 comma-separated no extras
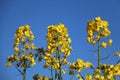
55,70,58,80
98,39,101,67
55,47,59,80
58,53,62,80
23,68,26,80
23,60,26,80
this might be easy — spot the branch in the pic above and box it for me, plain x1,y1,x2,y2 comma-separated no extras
14,63,23,75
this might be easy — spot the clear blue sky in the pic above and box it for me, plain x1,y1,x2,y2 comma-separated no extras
0,0,120,80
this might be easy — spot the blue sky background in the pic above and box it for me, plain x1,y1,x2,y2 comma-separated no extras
0,0,120,80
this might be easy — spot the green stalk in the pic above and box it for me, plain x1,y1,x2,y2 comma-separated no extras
55,47,59,80
58,53,62,80
23,68,26,80
98,39,101,67
23,59,26,80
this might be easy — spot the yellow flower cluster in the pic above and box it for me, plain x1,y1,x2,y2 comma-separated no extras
87,16,112,47
46,23,72,57
114,50,120,57
44,52,69,69
6,25,36,68
14,25,34,51
93,69,101,80
33,74,51,80
84,64,120,80
86,74,92,80
44,23,71,69
101,64,120,79
69,59,92,73
6,52,36,68
43,52,58,69
101,39,112,48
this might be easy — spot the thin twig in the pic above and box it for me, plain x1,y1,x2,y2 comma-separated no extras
14,63,23,75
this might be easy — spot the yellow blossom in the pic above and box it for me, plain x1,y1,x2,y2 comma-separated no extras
69,59,92,73
68,38,72,43
101,42,107,48
92,40,96,46
87,37,91,43
7,25,36,71
95,16,101,21
87,16,112,49
30,43,35,49
24,43,29,50
25,31,30,37
13,44,19,51
28,35,34,41
6,61,11,67
30,57,36,66
101,76,105,80
53,63,60,69
86,74,92,80
107,39,112,46
114,51,120,57
96,35,100,40
21,36,26,41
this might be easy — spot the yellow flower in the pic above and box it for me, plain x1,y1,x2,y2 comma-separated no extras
95,16,101,21
101,76,105,80
107,39,112,46
87,37,91,43
28,35,34,41
94,73,100,79
53,63,60,69
27,52,32,58
25,25,30,30
25,31,30,37
21,36,26,41
114,51,120,57
84,62,92,68
101,42,107,48
30,43,35,49
18,26,25,30
6,61,11,67
64,51,70,58
14,37,20,44
87,16,112,49
102,21,109,27
24,43,29,50
79,78,83,80
92,40,96,46
70,59,93,73
86,74,92,80
96,35,100,40
30,57,36,66
88,30,93,36
29,31,33,35
13,46,19,51
68,38,72,43
46,23,72,68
